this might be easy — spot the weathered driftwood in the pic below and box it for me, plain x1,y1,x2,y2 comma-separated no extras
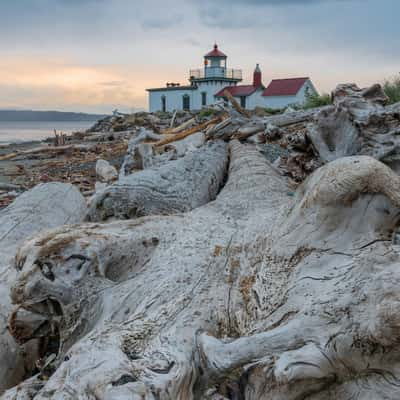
223,89,252,118
95,159,118,183
163,117,196,134
82,130,135,142
161,131,205,157
232,120,265,140
0,183,86,393
0,183,24,191
0,144,93,161
307,83,400,164
86,141,228,221
53,130,66,146
6,131,400,399
263,106,327,128
120,129,165,176
5,86,400,399
170,110,177,128
154,116,223,147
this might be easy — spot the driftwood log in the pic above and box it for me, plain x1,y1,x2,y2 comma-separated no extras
87,141,228,221
3,84,400,399
0,183,86,393
307,83,400,164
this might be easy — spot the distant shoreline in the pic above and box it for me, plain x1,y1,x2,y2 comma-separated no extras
0,110,108,122
0,120,96,144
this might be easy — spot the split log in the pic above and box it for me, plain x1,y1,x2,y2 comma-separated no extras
232,121,265,140
163,117,196,134
86,141,228,221
223,89,252,118
161,131,205,157
82,130,135,142
0,144,93,161
0,183,24,191
0,183,86,393
154,116,223,147
262,106,328,128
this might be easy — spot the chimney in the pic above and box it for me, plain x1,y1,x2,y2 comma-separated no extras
253,64,262,88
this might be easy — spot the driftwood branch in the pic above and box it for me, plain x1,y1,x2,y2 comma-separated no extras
223,89,252,118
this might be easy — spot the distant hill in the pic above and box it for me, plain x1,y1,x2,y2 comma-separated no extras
0,110,109,122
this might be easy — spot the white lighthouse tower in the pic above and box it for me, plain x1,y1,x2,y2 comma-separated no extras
189,44,242,83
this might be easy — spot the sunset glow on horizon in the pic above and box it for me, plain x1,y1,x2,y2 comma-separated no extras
1,0,398,113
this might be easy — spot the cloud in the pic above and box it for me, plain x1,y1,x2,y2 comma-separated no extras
218,0,352,4
0,0,398,112
142,14,183,30
0,56,158,112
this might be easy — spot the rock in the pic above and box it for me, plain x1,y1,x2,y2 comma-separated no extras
95,182,108,193
95,159,118,183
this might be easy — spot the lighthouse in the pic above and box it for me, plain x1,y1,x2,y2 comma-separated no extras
146,43,317,112
190,43,242,82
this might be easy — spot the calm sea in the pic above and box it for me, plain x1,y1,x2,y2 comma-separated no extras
0,121,96,144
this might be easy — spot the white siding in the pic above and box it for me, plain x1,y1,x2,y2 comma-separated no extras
148,79,318,111
245,89,265,109
263,95,298,109
148,80,238,112
148,89,196,113
262,80,318,110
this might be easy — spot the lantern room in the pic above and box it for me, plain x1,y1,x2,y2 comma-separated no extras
204,44,227,78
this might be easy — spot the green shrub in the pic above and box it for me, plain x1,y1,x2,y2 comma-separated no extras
263,107,284,115
383,75,400,104
302,93,332,109
198,108,217,118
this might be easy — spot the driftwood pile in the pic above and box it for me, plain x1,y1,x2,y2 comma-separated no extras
1,83,400,399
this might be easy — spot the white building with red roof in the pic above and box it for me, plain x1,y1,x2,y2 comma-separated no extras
146,44,317,112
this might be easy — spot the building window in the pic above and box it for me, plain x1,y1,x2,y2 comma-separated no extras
240,96,246,109
161,96,166,112
201,92,207,107
182,94,190,111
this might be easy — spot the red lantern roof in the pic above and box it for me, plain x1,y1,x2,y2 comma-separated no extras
262,77,309,97
205,44,227,58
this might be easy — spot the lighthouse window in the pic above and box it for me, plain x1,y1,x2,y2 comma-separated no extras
201,92,207,106
240,96,246,109
182,94,190,111
161,96,166,112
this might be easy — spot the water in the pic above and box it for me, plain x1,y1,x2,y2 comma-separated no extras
0,121,96,144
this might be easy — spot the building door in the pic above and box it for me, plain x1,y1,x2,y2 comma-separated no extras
240,96,246,109
161,96,166,112
182,95,190,111
201,92,207,107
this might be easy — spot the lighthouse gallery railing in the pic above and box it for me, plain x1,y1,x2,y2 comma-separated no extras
189,68,242,80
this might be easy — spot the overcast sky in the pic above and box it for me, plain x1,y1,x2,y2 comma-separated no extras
0,0,398,113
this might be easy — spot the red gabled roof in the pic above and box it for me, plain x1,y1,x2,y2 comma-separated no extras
263,77,309,97
215,85,257,97
205,44,227,58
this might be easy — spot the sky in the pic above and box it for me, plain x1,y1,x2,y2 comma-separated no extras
0,0,399,113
